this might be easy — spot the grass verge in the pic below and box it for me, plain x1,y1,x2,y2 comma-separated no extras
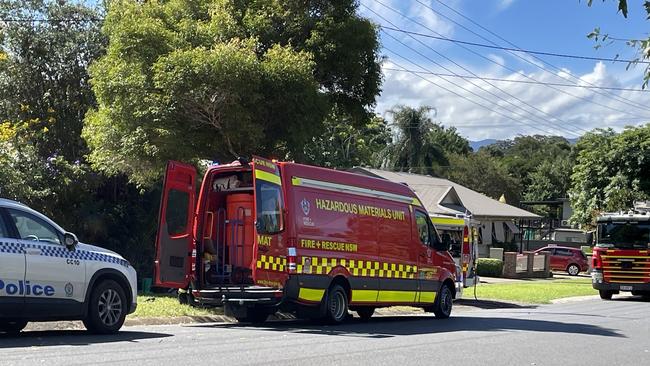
475,278,596,304
129,295,224,318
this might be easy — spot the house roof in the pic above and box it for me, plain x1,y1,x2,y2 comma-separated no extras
350,168,540,220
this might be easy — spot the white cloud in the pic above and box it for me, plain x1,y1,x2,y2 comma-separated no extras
359,0,458,38
497,0,516,11
376,61,650,140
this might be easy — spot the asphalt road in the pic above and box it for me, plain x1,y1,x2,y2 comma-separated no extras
2,296,649,366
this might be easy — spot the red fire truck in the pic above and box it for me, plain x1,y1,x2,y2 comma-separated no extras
591,201,650,300
154,157,457,323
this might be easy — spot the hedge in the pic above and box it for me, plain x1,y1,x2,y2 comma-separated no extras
477,258,504,277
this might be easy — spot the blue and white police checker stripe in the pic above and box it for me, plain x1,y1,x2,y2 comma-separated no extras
0,241,129,267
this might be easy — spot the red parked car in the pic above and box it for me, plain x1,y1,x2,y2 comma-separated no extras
534,246,589,276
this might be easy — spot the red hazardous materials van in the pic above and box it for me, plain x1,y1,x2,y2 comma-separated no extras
154,157,458,323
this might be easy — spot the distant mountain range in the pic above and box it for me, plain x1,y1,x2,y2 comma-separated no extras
469,137,579,151
469,139,497,151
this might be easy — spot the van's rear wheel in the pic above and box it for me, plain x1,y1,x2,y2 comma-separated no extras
235,311,269,324
432,284,453,319
356,307,375,321
83,280,127,334
325,285,348,324
0,320,28,335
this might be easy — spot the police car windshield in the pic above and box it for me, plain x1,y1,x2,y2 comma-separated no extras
598,222,650,249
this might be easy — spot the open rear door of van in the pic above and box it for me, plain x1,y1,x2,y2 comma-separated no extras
154,161,197,288
251,156,286,284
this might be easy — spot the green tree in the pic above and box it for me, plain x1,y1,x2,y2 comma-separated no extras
524,156,574,202
84,0,382,186
570,125,650,226
481,135,573,191
0,1,159,276
587,0,650,88
383,105,446,175
441,151,522,203
303,114,391,169
0,0,105,160
429,124,472,156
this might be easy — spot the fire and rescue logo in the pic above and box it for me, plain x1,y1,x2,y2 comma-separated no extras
301,198,311,216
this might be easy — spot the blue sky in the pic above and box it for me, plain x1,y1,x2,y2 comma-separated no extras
358,0,650,140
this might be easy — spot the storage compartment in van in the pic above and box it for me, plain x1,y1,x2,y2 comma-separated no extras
200,170,255,286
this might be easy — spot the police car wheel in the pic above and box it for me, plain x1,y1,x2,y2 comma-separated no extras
325,285,348,324
0,320,28,334
433,285,453,319
84,280,127,334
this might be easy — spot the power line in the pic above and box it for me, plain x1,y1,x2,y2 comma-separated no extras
378,25,650,65
420,0,650,114
382,67,650,93
368,0,590,136
385,57,558,136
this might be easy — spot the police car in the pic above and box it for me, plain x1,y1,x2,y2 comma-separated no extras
0,199,137,334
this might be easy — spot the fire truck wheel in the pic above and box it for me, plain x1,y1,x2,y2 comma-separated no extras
325,284,349,324
356,307,375,321
566,264,580,276
0,320,28,335
599,290,614,300
83,280,128,334
178,291,189,305
432,284,453,319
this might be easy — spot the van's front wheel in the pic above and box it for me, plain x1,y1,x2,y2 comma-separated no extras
325,285,348,324
0,320,28,335
432,284,453,319
356,307,375,321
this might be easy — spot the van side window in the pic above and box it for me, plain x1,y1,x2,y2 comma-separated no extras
255,181,284,234
415,210,430,246
166,189,190,236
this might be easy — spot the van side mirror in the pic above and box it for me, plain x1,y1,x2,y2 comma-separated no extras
64,232,78,250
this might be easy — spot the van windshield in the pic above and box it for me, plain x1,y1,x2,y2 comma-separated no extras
255,181,284,234
598,222,650,249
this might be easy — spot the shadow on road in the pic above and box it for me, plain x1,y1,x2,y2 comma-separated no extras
196,314,623,339
455,299,537,309
0,330,172,348
610,295,650,303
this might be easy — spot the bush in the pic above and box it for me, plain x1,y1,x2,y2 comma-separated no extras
477,258,504,277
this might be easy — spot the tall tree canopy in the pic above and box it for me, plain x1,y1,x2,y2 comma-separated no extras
84,0,382,185
382,105,469,175
481,135,574,199
441,151,522,203
570,125,650,226
0,0,104,214
303,114,391,169
0,0,104,161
